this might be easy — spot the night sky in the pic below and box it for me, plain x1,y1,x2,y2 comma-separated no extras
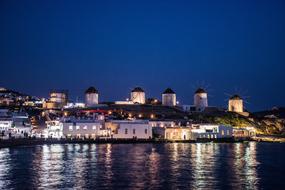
1,0,284,111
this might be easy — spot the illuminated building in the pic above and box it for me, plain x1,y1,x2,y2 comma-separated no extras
62,119,108,139
0,110,32,138
43,90,68,109
85,86,99,107
153,127,191,140
190,124,233,140
105,120,152,139
131,87,146,104
194,88,208,111
233,127,256,138
162,88,176,106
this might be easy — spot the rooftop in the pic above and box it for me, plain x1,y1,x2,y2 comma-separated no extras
131,87,144,92
85,86,98,94
163,88,175,94
195,88,206,94
230,94,242,100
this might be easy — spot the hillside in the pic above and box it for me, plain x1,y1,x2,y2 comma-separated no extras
189,109,285,135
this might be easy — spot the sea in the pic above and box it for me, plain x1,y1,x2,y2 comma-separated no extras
0,142,284,189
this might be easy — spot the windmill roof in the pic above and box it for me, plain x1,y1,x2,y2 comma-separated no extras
230,94,242,100
132,87,144,92
195,88,206,94
85,87,98,94
163,88,175,94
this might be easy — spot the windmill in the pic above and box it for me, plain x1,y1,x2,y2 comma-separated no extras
224,87,250,113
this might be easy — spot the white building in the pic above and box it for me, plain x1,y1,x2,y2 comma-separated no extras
194,88,208,111
0,111,32,138
162,88,176,106
106,120,152,139
0,119,13,137
149,120,176,128
131,87,145,104
85,87,99,107
62,119,108,139
44,120,63,138
153,127,191,140
43,90,68,109
12,113,32,137
190,124,233,140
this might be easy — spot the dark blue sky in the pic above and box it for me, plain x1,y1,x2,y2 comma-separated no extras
1,0,285,111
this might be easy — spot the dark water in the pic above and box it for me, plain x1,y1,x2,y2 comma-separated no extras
0,142,284,190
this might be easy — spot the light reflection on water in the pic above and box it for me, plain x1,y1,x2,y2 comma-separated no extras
0,142,284,189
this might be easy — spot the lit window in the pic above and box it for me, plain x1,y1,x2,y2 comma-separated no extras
76,126,80,130
221,130,225,136
227,130,230,136
69,126,73,131
83,126,87,130
92,126,96,130
125,128,128,134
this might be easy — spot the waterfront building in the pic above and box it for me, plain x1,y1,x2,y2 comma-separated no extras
105,120,152,139
162,88,176,106
233,127,256,138
131,87,146,104
62,119,108,139
85,87,99,107
0,111,31,138
190,124,233,140
149,120,176,128
44,120,63,138
0,119,13,138
153,127,191,140
194,88,208,111
12,113,32,137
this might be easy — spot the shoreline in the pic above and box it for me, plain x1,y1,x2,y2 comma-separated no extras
0,138,248,149
1,136,284,149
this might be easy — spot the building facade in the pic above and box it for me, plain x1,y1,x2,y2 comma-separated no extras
106,120,152,139
190,124,233,140
62,120,108,139
153,127,191,140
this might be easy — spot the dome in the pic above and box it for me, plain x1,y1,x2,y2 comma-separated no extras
230,94,242,100
131,87,144,92
85,87,98,94
163,88,175,94
195,88,206,94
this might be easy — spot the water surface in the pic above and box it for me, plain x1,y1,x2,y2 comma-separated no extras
0,142,284,189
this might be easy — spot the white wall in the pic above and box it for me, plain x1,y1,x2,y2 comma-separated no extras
194,93,208,111
85,93,99,107
191,125,233,140
63,121,104,138
112,122,152,139
162,94,176,106
131,92,145,104
228,99,243,113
